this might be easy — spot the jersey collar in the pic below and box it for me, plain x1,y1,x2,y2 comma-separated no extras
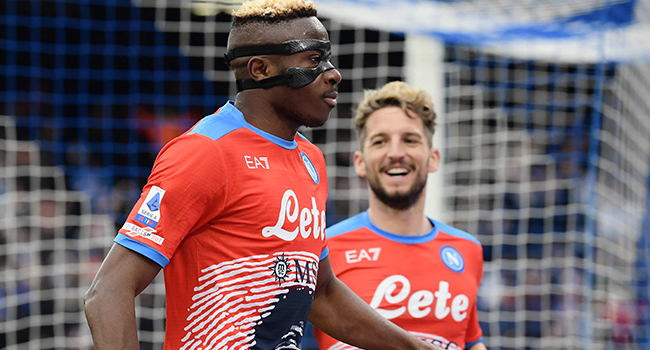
361,211,438,244
226,101,298,150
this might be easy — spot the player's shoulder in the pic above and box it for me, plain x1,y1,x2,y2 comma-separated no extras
326,212,370,238
432,219,482,247
154,104,239,161
186,101,247,142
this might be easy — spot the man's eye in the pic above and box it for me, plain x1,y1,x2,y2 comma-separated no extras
315,50,331,61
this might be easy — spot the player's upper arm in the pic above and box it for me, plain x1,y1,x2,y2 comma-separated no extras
86,243,162,301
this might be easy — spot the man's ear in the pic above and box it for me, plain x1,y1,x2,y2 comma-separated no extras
247,56,273,82
353,150,367,178
428,147,440,173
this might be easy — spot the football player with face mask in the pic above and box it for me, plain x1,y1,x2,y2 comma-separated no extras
84,1,445,349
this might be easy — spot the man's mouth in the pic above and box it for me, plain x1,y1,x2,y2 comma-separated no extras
323,91,338,107
385,167,410,176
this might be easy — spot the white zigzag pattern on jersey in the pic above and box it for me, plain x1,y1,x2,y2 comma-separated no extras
180,252,319,350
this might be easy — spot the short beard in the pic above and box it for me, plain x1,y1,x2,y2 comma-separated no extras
368,176,427,211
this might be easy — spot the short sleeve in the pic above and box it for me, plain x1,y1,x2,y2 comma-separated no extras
116,133,228,267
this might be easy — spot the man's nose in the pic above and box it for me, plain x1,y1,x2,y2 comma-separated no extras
324,67,342,85
387,139,406,159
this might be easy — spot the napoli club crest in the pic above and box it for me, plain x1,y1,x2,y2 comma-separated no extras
440,246,465,273
300,152,319,184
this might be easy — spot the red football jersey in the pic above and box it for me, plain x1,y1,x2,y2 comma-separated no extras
315,211,484,350
116,101,329,350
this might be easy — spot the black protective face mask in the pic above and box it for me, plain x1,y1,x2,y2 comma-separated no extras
224,39,336,92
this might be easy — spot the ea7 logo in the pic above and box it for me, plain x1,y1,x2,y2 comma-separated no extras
345,248,381,263
244,155,270,169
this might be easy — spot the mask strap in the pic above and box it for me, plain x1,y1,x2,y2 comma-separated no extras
226,39,334,92
235,60,335,92
235,74,292,92
224,39,331,66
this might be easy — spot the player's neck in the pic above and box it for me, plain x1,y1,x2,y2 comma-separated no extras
367,195,432,236
234,93,299,141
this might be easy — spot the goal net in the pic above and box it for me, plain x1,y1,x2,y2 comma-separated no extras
1,0,650,349
0,115,109,349
443,48,650,350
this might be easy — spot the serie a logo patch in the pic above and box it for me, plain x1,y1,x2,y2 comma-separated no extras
135,185,166,229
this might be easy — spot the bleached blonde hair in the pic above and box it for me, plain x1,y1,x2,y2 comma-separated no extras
355,81,436,149
231,0,317,26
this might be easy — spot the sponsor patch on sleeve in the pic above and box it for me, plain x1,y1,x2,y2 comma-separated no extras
121,222,165,245
134,185,165,228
